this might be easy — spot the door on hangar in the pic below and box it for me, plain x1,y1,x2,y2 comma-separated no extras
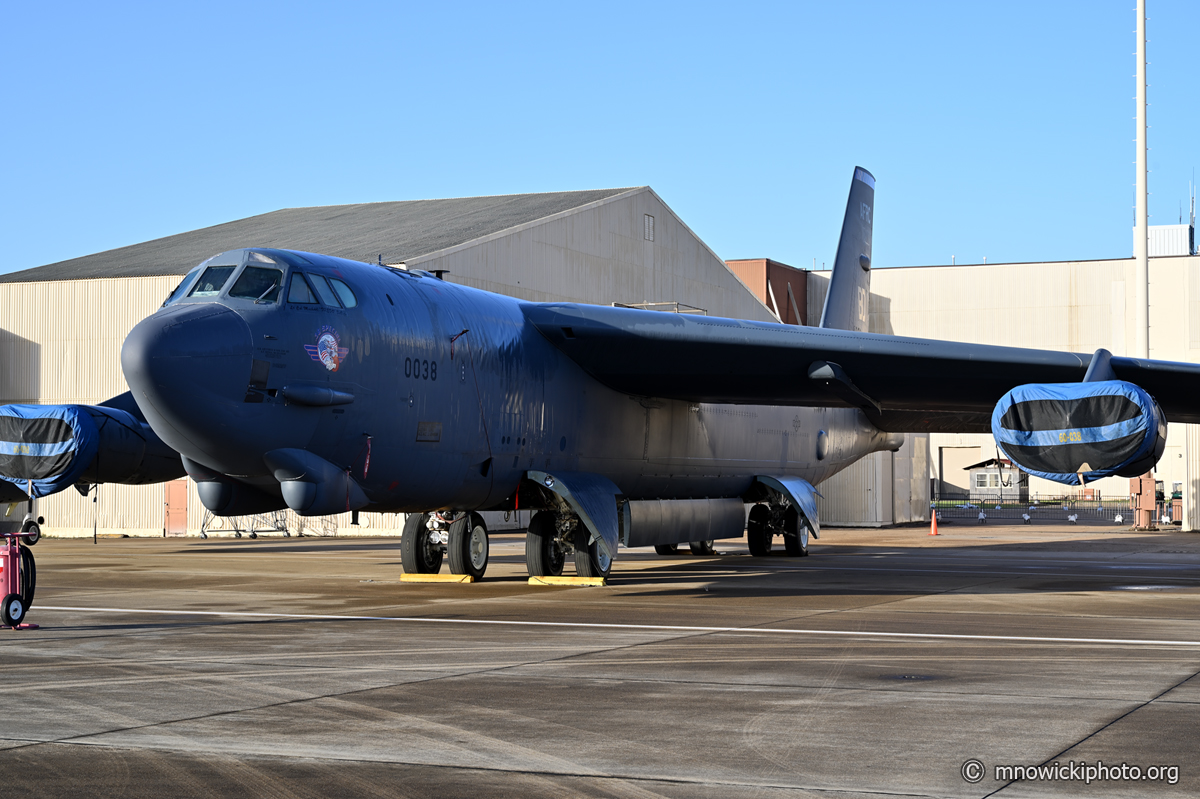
164,478,188,537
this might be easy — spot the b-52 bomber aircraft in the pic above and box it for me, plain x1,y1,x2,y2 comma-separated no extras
2,167,1198,581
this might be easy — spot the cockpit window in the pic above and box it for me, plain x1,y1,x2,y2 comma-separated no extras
229,266,283,303
328,278,358,308
163,267,201,307
287,273,318,303
308,274,342,307
188,265,237,297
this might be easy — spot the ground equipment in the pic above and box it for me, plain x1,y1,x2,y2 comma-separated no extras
1,525,38,629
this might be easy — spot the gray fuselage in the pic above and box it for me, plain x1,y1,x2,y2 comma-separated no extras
121,249,897,513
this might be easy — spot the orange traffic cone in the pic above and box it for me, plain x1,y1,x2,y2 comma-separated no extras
929,509,940,536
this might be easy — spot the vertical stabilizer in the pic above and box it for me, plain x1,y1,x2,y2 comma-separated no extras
818,167,875,332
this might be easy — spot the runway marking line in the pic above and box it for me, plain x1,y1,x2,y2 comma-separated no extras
31,605,1200,648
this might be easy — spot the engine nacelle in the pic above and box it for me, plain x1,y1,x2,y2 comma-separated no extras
182,456,286,515
0,402,185,497
992,380,1166,485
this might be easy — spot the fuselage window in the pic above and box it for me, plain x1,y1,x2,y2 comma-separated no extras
163,267,201,306
287,274,319,304
308,274,342,307
328,278,358,308
188,265,237,297
229,266,283,303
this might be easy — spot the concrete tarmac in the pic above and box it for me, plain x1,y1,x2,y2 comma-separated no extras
1,523,1198,798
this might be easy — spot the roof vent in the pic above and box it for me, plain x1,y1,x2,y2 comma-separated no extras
644,214,655,242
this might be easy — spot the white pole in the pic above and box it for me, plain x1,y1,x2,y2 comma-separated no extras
1134,0,1149,358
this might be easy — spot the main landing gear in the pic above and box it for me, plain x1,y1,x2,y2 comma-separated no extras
401,511,490,579
525,510,610,579
746,500,810,557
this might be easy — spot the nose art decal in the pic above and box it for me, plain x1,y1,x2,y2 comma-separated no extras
304,325,350,372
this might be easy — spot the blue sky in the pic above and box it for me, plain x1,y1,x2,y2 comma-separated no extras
2,1,1195,275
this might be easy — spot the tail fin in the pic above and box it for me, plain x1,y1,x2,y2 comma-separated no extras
818,166,875,332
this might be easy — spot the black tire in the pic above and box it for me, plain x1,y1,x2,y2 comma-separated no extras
654,544,680,555
249,532,257,540
782,507,809,557
747,504,772,557
574,527,612,579
448,512,489,579
401,513,442,574
689,540,716,556
18,545,35,607
2,593,24,627
525,511,564,577
21,521,39,546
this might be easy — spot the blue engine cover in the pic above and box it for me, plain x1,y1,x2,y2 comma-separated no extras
992,381,1165,485
0,405,99,498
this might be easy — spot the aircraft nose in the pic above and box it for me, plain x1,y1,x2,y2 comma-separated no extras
121,304,254,455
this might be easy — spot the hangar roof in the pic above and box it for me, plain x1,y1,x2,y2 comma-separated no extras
1,187,639,284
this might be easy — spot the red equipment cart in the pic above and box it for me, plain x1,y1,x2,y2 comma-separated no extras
1,519,39,629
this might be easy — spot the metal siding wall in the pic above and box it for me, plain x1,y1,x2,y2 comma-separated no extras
871,256,1200,504
816,450,893,527
1186,425,1200,531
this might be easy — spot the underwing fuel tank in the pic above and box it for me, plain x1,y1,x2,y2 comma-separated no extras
992,381,1166,485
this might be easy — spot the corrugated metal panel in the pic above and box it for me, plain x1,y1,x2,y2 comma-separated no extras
1187,425,1200,532
1146,224,1193,257
817,450,891,526
0,276,177,406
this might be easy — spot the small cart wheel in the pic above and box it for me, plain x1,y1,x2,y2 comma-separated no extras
2,593,25,627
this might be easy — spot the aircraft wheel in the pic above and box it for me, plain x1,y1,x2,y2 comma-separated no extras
401,513,442,574
449,513,489,579
21,521,40,546
689,540,716,556
525,511,563,577
574,527,612,579
654,544,680,555
747,504,772,556
2,593,25,628
249,532,258,540
783,507,809,557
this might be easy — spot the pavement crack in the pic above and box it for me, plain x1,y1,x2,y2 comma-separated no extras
982,664,1200,797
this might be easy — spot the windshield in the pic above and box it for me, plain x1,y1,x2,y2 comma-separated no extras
163,267,201,307
308,274,342,307
229,266,283,303
188,265,237,297
287,273,318,303
329,278,357,307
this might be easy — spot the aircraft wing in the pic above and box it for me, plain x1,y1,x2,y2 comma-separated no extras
523,303,1200,433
